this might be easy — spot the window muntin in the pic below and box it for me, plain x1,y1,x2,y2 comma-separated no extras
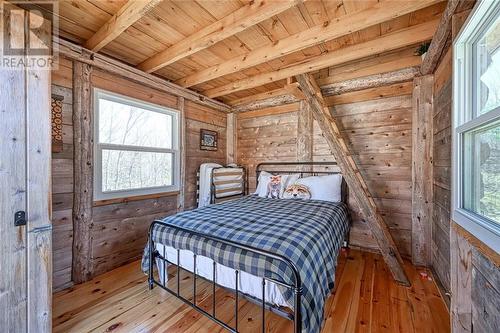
94,89,179,200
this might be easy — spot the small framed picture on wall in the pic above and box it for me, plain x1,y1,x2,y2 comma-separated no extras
200,129,218,151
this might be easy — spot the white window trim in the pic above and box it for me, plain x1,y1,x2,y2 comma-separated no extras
452,0,500,253
93,88,180,201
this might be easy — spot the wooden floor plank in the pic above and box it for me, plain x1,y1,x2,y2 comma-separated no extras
355,252,376,333
53,249,450,333
372,256,393,332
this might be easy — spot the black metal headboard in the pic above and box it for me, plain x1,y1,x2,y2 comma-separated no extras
255,161,348,203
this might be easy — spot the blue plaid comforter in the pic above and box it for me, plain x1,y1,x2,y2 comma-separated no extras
141,195,349,333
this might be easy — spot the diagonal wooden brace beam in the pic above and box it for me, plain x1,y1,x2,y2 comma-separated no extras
295,73,410,286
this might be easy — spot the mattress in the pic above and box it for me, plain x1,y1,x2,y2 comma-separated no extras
155,243,291,307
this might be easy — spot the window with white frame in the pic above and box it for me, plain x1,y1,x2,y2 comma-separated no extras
93,89,180,200
453,0,500,252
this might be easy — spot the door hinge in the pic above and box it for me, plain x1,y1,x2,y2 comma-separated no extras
14,211,26,226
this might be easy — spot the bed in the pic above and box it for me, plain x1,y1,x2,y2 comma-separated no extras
141,162,350,333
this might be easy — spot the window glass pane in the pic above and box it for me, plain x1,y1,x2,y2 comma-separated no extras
476,15,500,116
463,121,500,223
101,150,173,192
98,98,172,149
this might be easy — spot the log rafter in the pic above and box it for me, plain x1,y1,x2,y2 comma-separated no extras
296,73,410,285
204,19,439,98
176,0,441,89
85,0,162,52
138,0,303,73
72,60,94,283
321,67,420,96
420,0,476,75
232,67,419,112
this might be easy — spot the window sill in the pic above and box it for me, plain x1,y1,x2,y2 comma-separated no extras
93,191,180,207
452,209,500,254
452,222,500,266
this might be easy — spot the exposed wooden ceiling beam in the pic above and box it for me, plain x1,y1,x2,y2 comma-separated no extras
84,0,162,52
316,47,422,87
56,38,232,112
204,19,439,98
234,93,298,112
233,67,418,112
321,67,420,96
295,73,410,285
421,0,476,75
325,81,413,106
176,0,442,88
137,0,303,73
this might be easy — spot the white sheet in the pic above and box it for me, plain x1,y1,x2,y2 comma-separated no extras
198,163,222,208
155,243,292,308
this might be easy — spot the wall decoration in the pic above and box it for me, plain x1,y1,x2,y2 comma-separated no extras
51,94,64,153
200,129,218,151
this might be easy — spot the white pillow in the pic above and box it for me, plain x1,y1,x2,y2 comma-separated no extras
255,172,300,198
295,174,343,202
255,171,272,197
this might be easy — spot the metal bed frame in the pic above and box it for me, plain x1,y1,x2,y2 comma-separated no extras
147,161,348,333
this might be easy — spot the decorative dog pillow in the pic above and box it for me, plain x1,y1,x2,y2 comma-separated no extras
266,175,282,199
283,184,311,200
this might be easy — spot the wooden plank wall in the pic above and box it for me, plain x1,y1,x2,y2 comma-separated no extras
51,57,75,291
237,104,300,192
184,101,227,209
236,80,414,257
432,47,452,294
450,223,500,332
50,57,227,288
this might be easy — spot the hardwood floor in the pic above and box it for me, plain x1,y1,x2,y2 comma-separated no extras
53,249,450,332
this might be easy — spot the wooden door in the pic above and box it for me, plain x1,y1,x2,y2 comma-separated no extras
0,3,52,332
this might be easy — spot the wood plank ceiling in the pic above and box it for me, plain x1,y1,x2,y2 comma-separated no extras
53,0,447,104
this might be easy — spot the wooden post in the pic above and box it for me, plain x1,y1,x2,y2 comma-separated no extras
26,38,52,331
1,4,52,329
297,100,313,164
411,75,434,266
450,224,473,332
296,73,410,285
72,60,94,283
227,112,237,164
177,97,186,212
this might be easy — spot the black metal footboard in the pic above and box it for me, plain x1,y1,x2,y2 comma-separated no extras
147,220,303,333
